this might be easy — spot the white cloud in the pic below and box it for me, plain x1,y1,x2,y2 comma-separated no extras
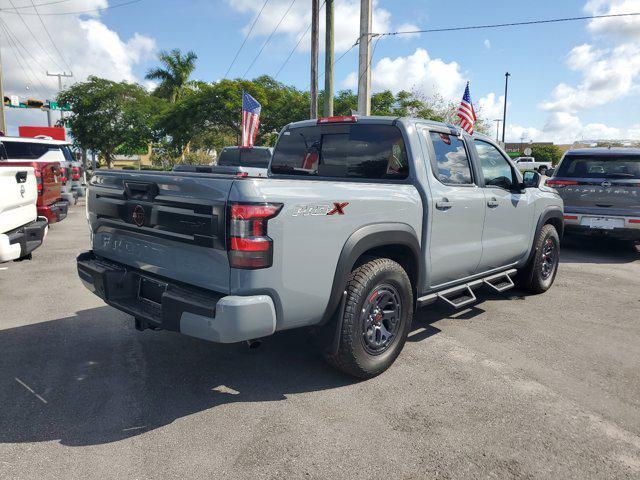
226,0,413,53
477,92,505,121
585,0,640,41
483,39,491,50
1,1,156,134
506,112,634,143
341,48,465,100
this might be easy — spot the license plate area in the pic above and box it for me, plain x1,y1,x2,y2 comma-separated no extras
138,276,167,305
580,217,624,230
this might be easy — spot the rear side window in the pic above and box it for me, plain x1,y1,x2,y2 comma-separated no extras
1,141,63,160
271,124,408,179
427,131,473,185
218,148,271,167
556,155,640,179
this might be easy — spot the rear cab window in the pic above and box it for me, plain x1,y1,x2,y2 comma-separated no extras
0,140,71,162
271,123,409,180
218,148,271,168
425,131,473,185
556,154,640,179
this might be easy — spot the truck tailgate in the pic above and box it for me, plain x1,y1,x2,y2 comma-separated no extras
0,166,37,233
88,170,234,293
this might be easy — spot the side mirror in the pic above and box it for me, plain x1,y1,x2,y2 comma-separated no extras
523,170,541,188
545,168,555,177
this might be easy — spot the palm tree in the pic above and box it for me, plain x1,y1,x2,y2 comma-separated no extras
145,49,198,103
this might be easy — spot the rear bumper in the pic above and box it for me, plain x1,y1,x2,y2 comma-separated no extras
564,213,640,240
38,200,69,224
76,251,276,343
0,217,48,262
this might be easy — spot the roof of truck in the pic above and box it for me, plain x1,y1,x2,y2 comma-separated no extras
0,136,70,146
565,147,640,156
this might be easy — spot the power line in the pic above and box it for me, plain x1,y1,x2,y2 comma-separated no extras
0,0,73,11
224,0,270,79
0,22,40,92
318,41,356,81
242,0,297,79
0,17,51,82
0,0,143,16
274,1,325,80
0,19,49,94
29,0,74,73
369,12,640,38
6,0,65,71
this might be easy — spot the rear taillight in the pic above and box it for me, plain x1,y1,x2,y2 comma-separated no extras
630,219,640,224
546,179,578,187
228,202,282,269
60,167,67,185
72,166,80,181
35,169,43,195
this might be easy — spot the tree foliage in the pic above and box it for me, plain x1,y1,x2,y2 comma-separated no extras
58,76,164,168
146,49,198,103
531,144,564,166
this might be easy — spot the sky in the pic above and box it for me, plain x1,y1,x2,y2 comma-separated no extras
1,0,639,143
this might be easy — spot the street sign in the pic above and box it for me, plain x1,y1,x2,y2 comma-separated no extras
524,147,532,156
10,95,19,107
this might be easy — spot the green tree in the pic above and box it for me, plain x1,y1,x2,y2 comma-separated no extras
531,144,563,166
58,76,162,168
146,49,198,103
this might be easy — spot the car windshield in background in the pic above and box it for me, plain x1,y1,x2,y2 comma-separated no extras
557,155,640,179
0,141,67,160
218,148,271,167
271,123,408,179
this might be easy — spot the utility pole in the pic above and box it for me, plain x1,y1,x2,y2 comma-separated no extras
0,35,6,134
47,71,72,123
357,0,372,115
501,72,510,144
493,119,501,142
323,0,334,117
310,0,319,119
46,109,54,127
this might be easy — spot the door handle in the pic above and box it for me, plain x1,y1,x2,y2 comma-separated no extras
487,198,499,208
435,198,452,210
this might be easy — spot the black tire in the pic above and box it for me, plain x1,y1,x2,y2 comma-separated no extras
538,166,548,175
324,258,413,379
516,223,560,294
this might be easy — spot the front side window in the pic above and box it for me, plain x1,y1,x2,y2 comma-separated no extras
475,140,515,190
271,124,408,180
427,131,473,185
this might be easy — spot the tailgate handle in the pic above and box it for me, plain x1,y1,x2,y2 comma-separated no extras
15,171,28,183
124,181,159,200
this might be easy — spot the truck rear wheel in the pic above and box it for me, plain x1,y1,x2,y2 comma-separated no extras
516,223,560,294
324,258,413,378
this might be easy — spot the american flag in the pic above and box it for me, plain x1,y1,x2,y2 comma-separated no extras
241,92,262,148
457,82,477,135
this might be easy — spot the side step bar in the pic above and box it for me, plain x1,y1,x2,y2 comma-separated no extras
417,269,517,309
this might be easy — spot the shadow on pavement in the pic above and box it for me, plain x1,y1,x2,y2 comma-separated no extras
561,235,640,265
0,307,356,447
0,305,448,447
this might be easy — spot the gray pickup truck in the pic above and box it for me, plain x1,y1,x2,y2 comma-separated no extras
78,116,563,378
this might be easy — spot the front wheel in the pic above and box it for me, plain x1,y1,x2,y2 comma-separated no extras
516,224,560,294
324,258,413,378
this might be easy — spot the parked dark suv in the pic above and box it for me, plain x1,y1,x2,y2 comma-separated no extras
547,148,640,241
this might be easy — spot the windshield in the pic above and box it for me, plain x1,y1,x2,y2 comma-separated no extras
556,155,640,179
217,148,271,167
270,123,409,179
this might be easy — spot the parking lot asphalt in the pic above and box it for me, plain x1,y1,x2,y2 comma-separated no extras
1,201,639,480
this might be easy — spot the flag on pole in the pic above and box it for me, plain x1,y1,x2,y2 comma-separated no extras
457,82,477,135
241,92,262,148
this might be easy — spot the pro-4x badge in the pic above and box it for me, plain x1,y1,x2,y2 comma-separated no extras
292,202,350,217
327,202,349,215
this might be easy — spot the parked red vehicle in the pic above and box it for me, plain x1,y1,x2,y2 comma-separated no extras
0,137,69,224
